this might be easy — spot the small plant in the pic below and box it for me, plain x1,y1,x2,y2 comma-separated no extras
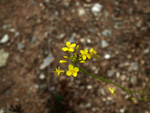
53,41,150,101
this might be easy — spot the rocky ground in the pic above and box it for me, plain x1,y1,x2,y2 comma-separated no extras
0,0,150,113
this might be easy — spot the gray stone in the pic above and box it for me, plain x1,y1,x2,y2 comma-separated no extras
40,53,54,70
57,33,65,40
85,103,91,108
130,76,137,85
0,49,9,67
102,29,112,37
69,33,76,43
107,70,114,77
101,40,108,48
0,34,9,43
15,32,20,38
129,62,139,71
114,22,123,29
99,88,105,95
17,43,24,50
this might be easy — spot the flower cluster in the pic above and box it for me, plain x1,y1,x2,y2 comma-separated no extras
52,41,150,99
53,41,98,77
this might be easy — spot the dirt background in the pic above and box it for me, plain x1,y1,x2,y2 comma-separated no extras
0,0,150,113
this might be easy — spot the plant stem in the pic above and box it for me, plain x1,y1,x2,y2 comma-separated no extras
77,65,148,96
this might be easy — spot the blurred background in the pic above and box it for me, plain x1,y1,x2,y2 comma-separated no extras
0,0,150,113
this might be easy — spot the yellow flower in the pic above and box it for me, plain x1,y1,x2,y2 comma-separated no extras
62,41,76,52
108,86,116,96
66,64,79,77
59,60,68,63
52,67,64,76
63,56,69,59
90,48,97,57
76,45,79,52
80,49,91,60
80,60,85,63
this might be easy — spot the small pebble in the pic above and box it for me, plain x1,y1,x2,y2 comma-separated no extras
85,103,91,108
78,8,86,16
40,53,54,70
15,32,20,37
87,85,93,90
119,108,125,113
144,49,149,54
102,29,112,37
99,88,105,95
104,54,111,59
107,70,114,77
91,3,102,14
130,76,137,86
34,84,39,89
101,40,108,48
0,34,9,43
0,49,9,67
39,74,45,80
0,108,5,113
87,39,91,44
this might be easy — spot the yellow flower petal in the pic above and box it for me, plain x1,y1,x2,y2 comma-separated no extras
63,56,69,59
73,72,77,77
87,54,91,59
66,41,70,47
84,48,88,53
76,45,79,51
53,67,65,76
68,64,73,70
108,86,116,96
74,67,79,72
66,70,72,76
59,60,67,63
80,50,84,54
90,48,93,53
68,48,74,52
62,47,68,51
83,55,86,60
70,43,76,47
80,60,85,63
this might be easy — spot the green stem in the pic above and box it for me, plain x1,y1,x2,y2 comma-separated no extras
77,65,148,96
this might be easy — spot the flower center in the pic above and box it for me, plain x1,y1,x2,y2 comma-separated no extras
71,70,75,73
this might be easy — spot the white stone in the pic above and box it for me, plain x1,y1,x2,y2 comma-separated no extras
120,108,125,113
91,3,102,14
40,53,54,70
39,73,45,80
0,34,9,43
78,8,86,16
87,39,91,43
0,49,9,67
144,49,149,54
87,85,92,89
0,108,5,113
104,54,110,59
